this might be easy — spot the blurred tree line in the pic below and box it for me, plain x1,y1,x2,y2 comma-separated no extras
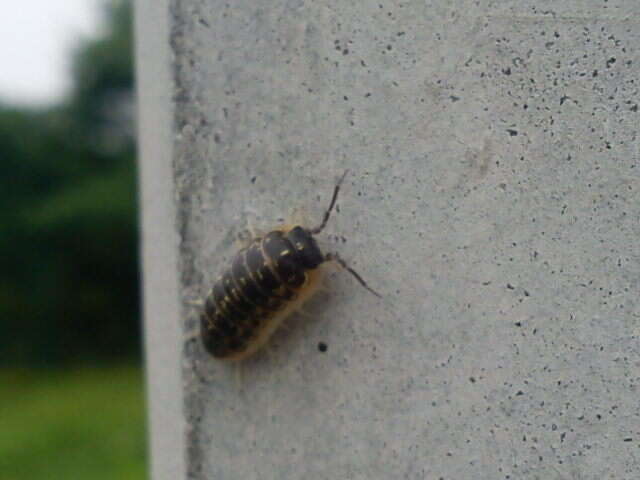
0,1,139,366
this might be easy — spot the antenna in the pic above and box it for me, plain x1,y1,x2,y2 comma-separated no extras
309,169,349,234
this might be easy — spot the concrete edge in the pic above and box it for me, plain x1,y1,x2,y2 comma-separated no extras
134,0,185,478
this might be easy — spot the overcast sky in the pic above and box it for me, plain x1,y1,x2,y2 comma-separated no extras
0,0,101,106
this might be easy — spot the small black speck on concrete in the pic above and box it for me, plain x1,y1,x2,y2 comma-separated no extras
318,342,328,353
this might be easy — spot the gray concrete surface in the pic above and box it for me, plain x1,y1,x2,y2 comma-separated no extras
138,1,640,478
136,0,185,478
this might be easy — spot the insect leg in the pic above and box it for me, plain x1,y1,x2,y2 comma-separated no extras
235,229,254,247
235,213,265,248
236,228,262,248
325,252,381,298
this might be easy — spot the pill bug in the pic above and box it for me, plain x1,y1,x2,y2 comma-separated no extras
200,170,380,361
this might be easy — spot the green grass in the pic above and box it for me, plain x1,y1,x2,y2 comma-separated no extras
0,365,147,480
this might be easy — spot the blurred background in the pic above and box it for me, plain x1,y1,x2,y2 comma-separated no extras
0,1,146,478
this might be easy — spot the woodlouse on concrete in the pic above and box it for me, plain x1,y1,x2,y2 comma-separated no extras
200,170,380,361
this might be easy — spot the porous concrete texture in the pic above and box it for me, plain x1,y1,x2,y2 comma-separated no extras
138,1,640,478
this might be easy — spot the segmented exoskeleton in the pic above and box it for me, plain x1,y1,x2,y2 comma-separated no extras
200,171,379,361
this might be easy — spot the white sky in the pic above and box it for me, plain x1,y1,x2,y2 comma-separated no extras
0,0,102,106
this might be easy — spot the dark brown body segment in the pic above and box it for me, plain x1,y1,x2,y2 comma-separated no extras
200,226,324,359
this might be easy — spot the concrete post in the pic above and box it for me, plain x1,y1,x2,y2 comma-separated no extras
137,1,640,478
